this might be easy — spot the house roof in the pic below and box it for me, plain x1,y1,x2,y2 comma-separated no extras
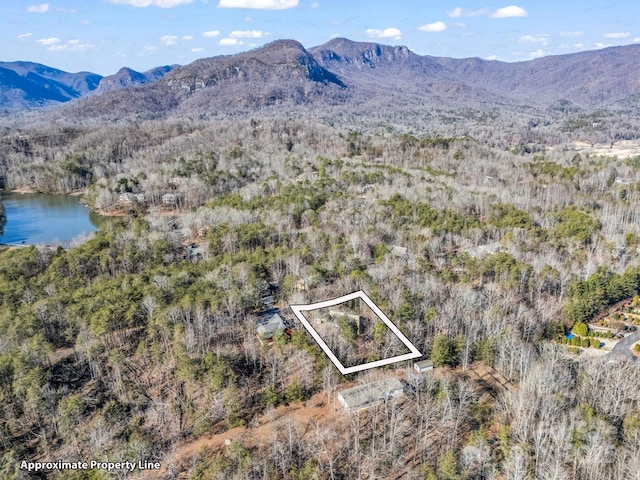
338,377,404,410
256,313,286,338
415,360,434,369
391,245,408,256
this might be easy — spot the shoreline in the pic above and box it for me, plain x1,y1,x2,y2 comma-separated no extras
3,187,126,219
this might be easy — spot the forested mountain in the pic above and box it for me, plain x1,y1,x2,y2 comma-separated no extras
95,65,176,94
4,39,640,121
0,61,102,112
310,38,640,108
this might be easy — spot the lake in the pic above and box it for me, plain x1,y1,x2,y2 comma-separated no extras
0,191,107,247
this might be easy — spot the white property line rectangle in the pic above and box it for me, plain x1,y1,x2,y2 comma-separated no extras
290,290,422,375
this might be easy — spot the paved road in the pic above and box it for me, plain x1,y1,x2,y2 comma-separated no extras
608,330,640,361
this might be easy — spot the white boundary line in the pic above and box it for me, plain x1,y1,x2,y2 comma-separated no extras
290,290,422,374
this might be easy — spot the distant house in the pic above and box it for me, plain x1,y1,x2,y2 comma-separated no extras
119,192,146,206
391,245,408,258
119,192,136,205
337,377,404,411
467,242,503,259
615,177,632,186
184,244,206,262
256,313,291,345
162,193,177,206
414,360,434,374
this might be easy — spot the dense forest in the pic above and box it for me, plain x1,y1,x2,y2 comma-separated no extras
1,112,640,480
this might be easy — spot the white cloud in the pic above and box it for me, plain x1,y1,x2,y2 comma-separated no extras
594,42,610,49
48,42,94,52
491,5,528,18
486,54,498,60
634,38,640,43
447,7,489,18
108,0,194,7
202,30,221,37
57,8,77,13
529,49,548,58
365,27,402,40
574,43,584,49
219,37,242,46
559,43,569,49
329,33,340,39
418,21,447,33
182,35,194,40
161,35,179,45
144,46,159,51
311,1,319,7
519,34,549,45
37,37,61,45
36,38,95,52
17,33,33,39
229,30,268,38
27,4,49,13
603,32,630,39
191,47,204,52
218,0,298,9
560,31,582,37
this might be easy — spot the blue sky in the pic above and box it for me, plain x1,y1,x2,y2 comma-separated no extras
2,1,638,75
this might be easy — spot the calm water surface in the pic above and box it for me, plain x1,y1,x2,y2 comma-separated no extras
0,191,106,246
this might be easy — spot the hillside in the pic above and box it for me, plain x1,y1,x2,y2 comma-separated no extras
95,65,176,94
4,39,640,125
0,61,101,112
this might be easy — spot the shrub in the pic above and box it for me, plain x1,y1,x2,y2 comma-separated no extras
285,380,307,403
263,384,281,407
573,321,589,337
431,335,459,367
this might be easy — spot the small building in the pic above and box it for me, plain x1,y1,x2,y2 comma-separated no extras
466,242,503,259
184,244,206,262
162,193,177,206
414,360,434,374
256,313,291,345
119,192,136,205
337,377,404,411
615,177,633,186
391,245,408,259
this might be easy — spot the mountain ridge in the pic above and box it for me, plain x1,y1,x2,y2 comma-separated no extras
3,39,640,118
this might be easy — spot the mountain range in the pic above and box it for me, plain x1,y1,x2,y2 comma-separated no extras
2,38,640,120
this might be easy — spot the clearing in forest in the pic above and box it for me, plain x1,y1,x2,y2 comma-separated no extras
291,290,422,374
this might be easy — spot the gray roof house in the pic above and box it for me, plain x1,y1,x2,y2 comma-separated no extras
256,313,290,345
337,377,404,411
414,360,434,373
